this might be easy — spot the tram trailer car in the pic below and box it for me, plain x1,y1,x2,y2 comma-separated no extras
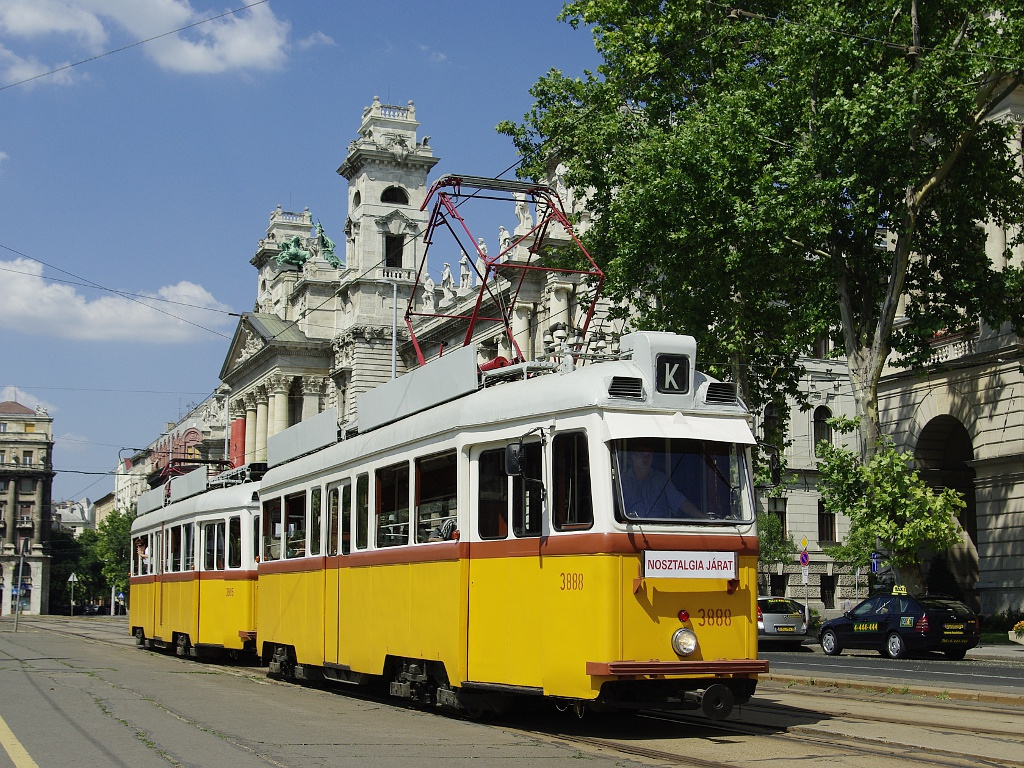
130,475,262,659
254,331,767,719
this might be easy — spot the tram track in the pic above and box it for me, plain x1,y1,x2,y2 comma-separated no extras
17,617,1024,768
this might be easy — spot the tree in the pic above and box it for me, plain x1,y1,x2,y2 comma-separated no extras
818,419,965,589
756,511,797,594
501,0,1024,456
95,507,135,607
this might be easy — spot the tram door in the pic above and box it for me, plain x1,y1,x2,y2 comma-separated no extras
323,481,350,665
467,444,545,687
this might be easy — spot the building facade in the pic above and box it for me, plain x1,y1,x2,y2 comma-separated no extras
0,401,53,615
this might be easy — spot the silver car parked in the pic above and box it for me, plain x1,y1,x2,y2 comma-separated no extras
757,597,808,645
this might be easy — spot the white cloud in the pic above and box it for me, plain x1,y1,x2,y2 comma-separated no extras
0,0,108,49
0,149,8,168
0,0,291,84
0,386,56,413
0,258,234,342
297,31,334,51
0,43,77,87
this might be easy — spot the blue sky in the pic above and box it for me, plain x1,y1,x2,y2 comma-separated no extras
0,0,600,505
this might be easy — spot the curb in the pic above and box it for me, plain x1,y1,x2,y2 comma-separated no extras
760,673,1024,707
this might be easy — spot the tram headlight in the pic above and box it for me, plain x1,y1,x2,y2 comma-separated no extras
671,628,698,657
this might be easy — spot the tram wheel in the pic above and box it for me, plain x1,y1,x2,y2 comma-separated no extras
175,634,191,658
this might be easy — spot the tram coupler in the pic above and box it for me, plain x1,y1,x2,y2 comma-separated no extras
690,684,735,720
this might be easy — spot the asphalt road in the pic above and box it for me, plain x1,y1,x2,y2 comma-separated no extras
760,639,1024,701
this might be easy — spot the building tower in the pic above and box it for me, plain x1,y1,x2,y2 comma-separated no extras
0,401,53,615
332,98,440,423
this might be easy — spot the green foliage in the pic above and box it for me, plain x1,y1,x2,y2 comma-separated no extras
96,507,135,603
47,527,107,611
979,610,1024,633
818,424,965,585
503,0,1024,453
756,511,797,591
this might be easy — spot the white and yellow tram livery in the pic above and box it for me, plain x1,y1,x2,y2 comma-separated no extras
130,467,263,658
254,331,767,717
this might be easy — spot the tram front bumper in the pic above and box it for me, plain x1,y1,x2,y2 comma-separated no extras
586,659,769,677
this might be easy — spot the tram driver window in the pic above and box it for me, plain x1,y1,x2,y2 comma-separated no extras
552,432,594,531
263,497,282,561
416,451,457,543
376,462,410,547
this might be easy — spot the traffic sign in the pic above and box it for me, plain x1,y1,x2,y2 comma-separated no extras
870,552,880,574
799,550,810,566
801,566,809,585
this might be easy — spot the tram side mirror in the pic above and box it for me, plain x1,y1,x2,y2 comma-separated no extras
505,443,524,477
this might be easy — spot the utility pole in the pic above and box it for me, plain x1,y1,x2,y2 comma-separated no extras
13,538,27,633
68,572,78,615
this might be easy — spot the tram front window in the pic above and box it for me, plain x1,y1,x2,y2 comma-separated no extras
613,438,750,522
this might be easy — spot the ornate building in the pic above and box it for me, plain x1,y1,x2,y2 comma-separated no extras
0,400,53,615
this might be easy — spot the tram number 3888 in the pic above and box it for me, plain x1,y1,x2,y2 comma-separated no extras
560,572,584,590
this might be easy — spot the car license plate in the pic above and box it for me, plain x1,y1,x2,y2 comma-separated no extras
944,623,964,631
776,626,794,632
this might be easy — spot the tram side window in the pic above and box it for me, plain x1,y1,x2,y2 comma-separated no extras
133,535,150,575
309,487,322,556
285,491,306,558
356,474,369,550
253,515,261,563
228,516,241,568
416,450,458,543
169,525,182,572
513,441,544,538
204,521,226,570
478,449,508,540
183,523,195,570
341,482,352,555
327,486,340,556
376,462,410,547
263,497,282,561
552,432,594,531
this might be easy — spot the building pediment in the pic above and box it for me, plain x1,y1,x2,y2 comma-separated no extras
220,313,332,382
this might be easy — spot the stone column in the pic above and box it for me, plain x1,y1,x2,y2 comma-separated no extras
32,483,43,548
302,377,324,421
255,387,269,463
512,302,533,361
270,375,290,437
244,394,258,465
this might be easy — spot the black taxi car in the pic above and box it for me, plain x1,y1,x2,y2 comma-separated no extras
818,587,980,660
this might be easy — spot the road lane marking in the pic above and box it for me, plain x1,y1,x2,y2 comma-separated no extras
0,714,40,768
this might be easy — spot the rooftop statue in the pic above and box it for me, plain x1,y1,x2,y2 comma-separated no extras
316,221,342,268
277,235,310,268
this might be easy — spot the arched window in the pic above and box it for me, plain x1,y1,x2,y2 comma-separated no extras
380,186,409,205
813,406,833,452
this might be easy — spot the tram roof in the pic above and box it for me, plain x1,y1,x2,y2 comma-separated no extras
260,336,755,493
131,481,261,532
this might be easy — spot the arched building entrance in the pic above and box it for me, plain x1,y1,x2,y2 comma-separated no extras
914,415,978,608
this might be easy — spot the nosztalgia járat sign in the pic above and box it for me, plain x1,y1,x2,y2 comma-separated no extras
644,551,737,579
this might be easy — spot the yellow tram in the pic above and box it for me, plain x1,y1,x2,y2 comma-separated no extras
129,466,263,658
253,331,767,718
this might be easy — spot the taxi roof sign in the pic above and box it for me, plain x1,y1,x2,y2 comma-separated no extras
892,584,908,595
